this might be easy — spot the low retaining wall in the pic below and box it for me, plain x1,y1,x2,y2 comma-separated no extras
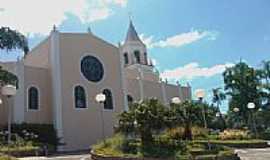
198,141,269,149
91,151,239,160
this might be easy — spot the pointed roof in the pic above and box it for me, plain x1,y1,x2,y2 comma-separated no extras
125,20,143,43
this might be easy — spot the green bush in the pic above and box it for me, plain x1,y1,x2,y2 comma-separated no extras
164,126,208,140
259,127,270,140
0,155,17,160
10,123,58,149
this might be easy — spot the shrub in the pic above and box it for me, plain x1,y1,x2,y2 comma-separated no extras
92,134,136,157
0,155,17,160
10,123,58,149
218,129,251,140
164,126,208,140
259,127,270,140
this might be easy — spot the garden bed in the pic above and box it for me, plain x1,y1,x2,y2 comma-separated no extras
0,145,40,157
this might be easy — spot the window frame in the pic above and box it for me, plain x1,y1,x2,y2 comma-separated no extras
27,85,40,111
124,52,129,65
134,50,141,64
73,84,88,110
102,89,114,111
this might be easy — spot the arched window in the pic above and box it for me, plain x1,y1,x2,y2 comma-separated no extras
134,50,140,63
28,86,39,110
103,89,113,110
124,53,129,64
144,52,148,65
127,95,133,106
74,85,87,109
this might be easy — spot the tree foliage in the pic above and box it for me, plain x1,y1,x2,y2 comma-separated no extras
170,101,204,140
118,98,217,144
0,27,29,54
0,66,18,86
118,98,170,146
212,87,226,130
223,61,261,123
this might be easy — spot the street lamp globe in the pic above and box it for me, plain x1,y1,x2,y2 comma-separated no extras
233,107,240,113
247,102,255,109
171,97,181,104
95,93,106,103
2,85,17,97
195,89,205,99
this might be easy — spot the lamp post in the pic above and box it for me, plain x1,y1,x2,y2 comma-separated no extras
95,93,106,141
1,84,17,158
233,107,240,128
2,85,17,144
195,89,211,149
195,89,207,129
247,102,257,138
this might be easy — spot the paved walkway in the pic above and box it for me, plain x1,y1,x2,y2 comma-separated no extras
236,148,270,160
18,147,270,160
18,154,91,160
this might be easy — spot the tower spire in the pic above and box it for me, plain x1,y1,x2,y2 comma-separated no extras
125,19,143,44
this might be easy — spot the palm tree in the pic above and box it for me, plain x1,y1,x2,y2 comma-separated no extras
170,101,203,140
259,60,270,108
212,87,226,130
0,27,29,85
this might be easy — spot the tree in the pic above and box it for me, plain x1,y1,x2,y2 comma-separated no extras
0,27,29,54
0,27,29,86
258,60,270,108
118,98,169,146
170,101,204,140
212,87,226,130
0,67,17,86
223,61,261,124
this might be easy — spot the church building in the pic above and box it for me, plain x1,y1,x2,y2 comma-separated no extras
0,21,191,151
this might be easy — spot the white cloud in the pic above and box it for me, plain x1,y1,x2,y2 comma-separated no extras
0,0,128,35
160,62,234,80
140,30,218,49
109,0,128,7
139,34,155,48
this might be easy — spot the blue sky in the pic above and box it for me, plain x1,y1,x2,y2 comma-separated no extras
1,0,270,111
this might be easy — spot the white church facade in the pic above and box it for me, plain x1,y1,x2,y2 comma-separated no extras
0,21,191,151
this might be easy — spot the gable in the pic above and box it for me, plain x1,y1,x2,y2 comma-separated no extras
24,37,50,69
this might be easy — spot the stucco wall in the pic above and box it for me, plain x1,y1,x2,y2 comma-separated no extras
126,78,191,106
0,95,8,126
23,66,53,124
58,33,125,150
24,37,50,69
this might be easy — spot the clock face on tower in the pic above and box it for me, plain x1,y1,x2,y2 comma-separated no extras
81,55,104,82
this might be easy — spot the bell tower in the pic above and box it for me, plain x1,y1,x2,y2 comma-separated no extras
120,20,159,83
121,20,150,67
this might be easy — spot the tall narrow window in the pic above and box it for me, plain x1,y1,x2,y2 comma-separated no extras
127,95,133,106
103,89,113,110
74,85,87,109
124,53,129,64
134,50,141,63
28,86,39,110
144,52,148,65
